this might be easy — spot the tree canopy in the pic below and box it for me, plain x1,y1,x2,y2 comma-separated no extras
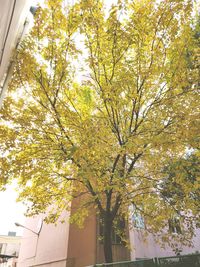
0,0,199,262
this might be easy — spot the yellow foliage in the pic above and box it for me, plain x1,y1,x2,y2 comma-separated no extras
0,0,199,253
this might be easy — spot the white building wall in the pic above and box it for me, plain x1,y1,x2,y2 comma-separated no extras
0,235,21,267
0,0,32,107
0,235,21,256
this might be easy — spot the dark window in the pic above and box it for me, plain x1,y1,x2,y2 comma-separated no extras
168,218,182,234
99,218,125,245
112,219,125,244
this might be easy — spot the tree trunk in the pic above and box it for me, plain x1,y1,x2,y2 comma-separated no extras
103,214,113,263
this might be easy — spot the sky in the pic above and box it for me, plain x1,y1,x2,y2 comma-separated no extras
0,184,26,236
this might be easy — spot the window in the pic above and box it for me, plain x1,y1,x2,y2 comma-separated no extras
99,218,126,245
132,211,145,229
168,217,182,234
112,219,125,244
130,204,145,229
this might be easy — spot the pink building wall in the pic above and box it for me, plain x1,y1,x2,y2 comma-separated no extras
18,211,200,267
17,211,98,267
129,228,200,260
18,212,70,267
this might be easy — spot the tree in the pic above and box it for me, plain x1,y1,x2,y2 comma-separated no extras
0,0,199,263
161,152,200,219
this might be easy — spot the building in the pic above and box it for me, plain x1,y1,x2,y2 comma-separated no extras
0,0,33,107
0,232,21,267
130,226,200,260
17,207,129,267
17,208,200,267
129,209,200,259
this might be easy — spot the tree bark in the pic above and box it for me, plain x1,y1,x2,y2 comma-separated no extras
103,214,113,263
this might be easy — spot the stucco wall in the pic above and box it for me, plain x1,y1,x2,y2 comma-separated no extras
130,227,200,260
0,0,30,83
18,208,200,266
67,214,97,267
17,212,70,267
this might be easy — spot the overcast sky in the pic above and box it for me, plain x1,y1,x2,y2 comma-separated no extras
0,184,26,236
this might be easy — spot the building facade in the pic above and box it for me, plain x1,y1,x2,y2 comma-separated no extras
17,210,200,267
0,232,21,267
17,210,130,267
0,0,32,107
